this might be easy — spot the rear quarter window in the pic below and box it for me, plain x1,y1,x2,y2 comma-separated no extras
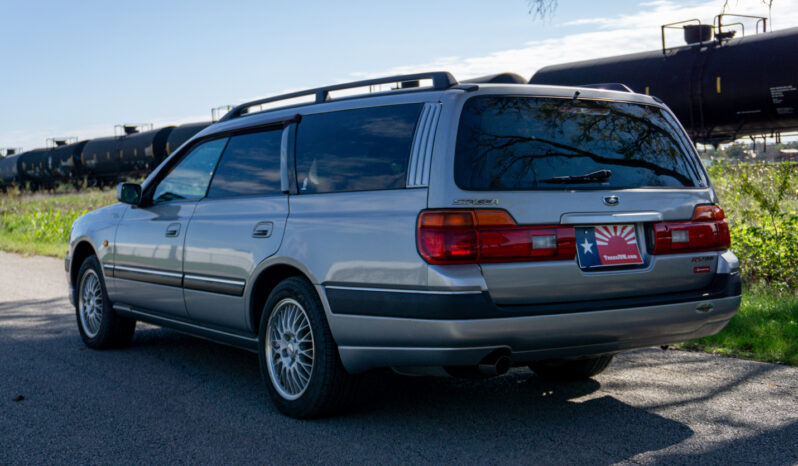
295,103,422,193
455,96,704,191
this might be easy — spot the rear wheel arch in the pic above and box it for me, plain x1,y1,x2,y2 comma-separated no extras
249,263,315,333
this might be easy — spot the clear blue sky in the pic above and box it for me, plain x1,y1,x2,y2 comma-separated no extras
1,0,787,149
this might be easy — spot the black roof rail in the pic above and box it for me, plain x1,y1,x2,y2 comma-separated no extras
219,71,458,122
578,83,634,93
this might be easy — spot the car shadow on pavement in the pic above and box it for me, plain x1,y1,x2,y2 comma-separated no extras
84,325,697,463
650,418,798,464
330,370,695,463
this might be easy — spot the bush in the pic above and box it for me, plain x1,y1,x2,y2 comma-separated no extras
732,214,798,290
707,161,798,291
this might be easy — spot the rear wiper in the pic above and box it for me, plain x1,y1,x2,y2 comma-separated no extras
539,169,612,184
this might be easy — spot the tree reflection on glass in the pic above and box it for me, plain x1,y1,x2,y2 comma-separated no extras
455,96,703,190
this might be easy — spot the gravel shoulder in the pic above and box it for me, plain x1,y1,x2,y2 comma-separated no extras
1,251,797,464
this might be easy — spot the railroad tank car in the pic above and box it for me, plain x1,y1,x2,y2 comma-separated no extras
529,26,798,144
166,121,212,157
81,126,174,187
118,126,175,173
49,141,89,186
80,136,122,187
463,72,528,84
165,122,211,156
18,149,53,191
0,154,21,191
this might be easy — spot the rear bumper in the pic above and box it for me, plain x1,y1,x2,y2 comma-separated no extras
324,272,741,373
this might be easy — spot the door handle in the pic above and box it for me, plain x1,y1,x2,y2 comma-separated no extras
252,221,273,238
165,223,181,237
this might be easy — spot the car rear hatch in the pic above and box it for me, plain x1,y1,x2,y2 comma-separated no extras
424,93,729,306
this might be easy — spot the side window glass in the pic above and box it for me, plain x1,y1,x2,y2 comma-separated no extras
207,129,282,198
295,103,422,193
152,138,227,204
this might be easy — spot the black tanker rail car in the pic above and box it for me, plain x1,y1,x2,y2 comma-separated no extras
165,122,211,156
0,154,21,192
530,25,798,144
81,126,174,187
463,72,528,84
18,149,53,191
49,141,89,187
119,126,175,174
81,136,122,187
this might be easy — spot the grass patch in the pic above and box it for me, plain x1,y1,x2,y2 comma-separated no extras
677,290,798,365
0,190,116,258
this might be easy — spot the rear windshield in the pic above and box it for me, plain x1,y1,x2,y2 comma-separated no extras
455,96,704,190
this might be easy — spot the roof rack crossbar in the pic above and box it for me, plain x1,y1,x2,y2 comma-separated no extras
219,71,458,122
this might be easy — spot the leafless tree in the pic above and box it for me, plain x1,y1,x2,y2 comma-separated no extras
721,0,774,13
530,1,775,21
527,0,557,20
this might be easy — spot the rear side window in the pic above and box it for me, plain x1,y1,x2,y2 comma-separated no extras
295,104,422,193
208,129,282,198
455,96,704,191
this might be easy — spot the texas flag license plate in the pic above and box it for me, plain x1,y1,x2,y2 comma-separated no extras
575,225,644,269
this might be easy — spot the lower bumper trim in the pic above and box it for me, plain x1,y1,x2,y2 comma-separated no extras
326,272,741,320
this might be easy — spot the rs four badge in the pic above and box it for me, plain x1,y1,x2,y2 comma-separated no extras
575,225,644,269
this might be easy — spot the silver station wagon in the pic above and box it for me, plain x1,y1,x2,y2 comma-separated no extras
67,72,741,418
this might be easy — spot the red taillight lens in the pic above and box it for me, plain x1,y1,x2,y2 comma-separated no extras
651,205,731,254
417,210,576,264
692,204,725,221
418,229,478,263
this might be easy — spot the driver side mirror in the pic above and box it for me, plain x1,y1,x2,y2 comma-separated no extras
116,182,142,205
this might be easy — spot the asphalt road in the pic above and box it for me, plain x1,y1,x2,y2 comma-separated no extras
1,251,797,465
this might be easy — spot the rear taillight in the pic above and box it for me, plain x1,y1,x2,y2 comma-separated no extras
651,205,731,255
417,210,576,265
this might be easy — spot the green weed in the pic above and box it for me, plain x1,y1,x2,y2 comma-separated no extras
678,290,798,365
0,190,116,257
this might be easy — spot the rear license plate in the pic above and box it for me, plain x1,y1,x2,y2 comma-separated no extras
575,225,644,269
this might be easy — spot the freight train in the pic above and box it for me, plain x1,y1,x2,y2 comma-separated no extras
0,121,209,192
530,14,798,145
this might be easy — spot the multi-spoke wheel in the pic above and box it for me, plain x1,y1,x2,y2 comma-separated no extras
79,269,104,338
258,277,358,419
266,298,315,400
74,255,136,349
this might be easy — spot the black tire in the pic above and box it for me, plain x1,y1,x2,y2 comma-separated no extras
258,277,358,419
529,355,614,380
75,255,136,349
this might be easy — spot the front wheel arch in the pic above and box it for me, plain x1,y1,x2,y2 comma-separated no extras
70,241,98,304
